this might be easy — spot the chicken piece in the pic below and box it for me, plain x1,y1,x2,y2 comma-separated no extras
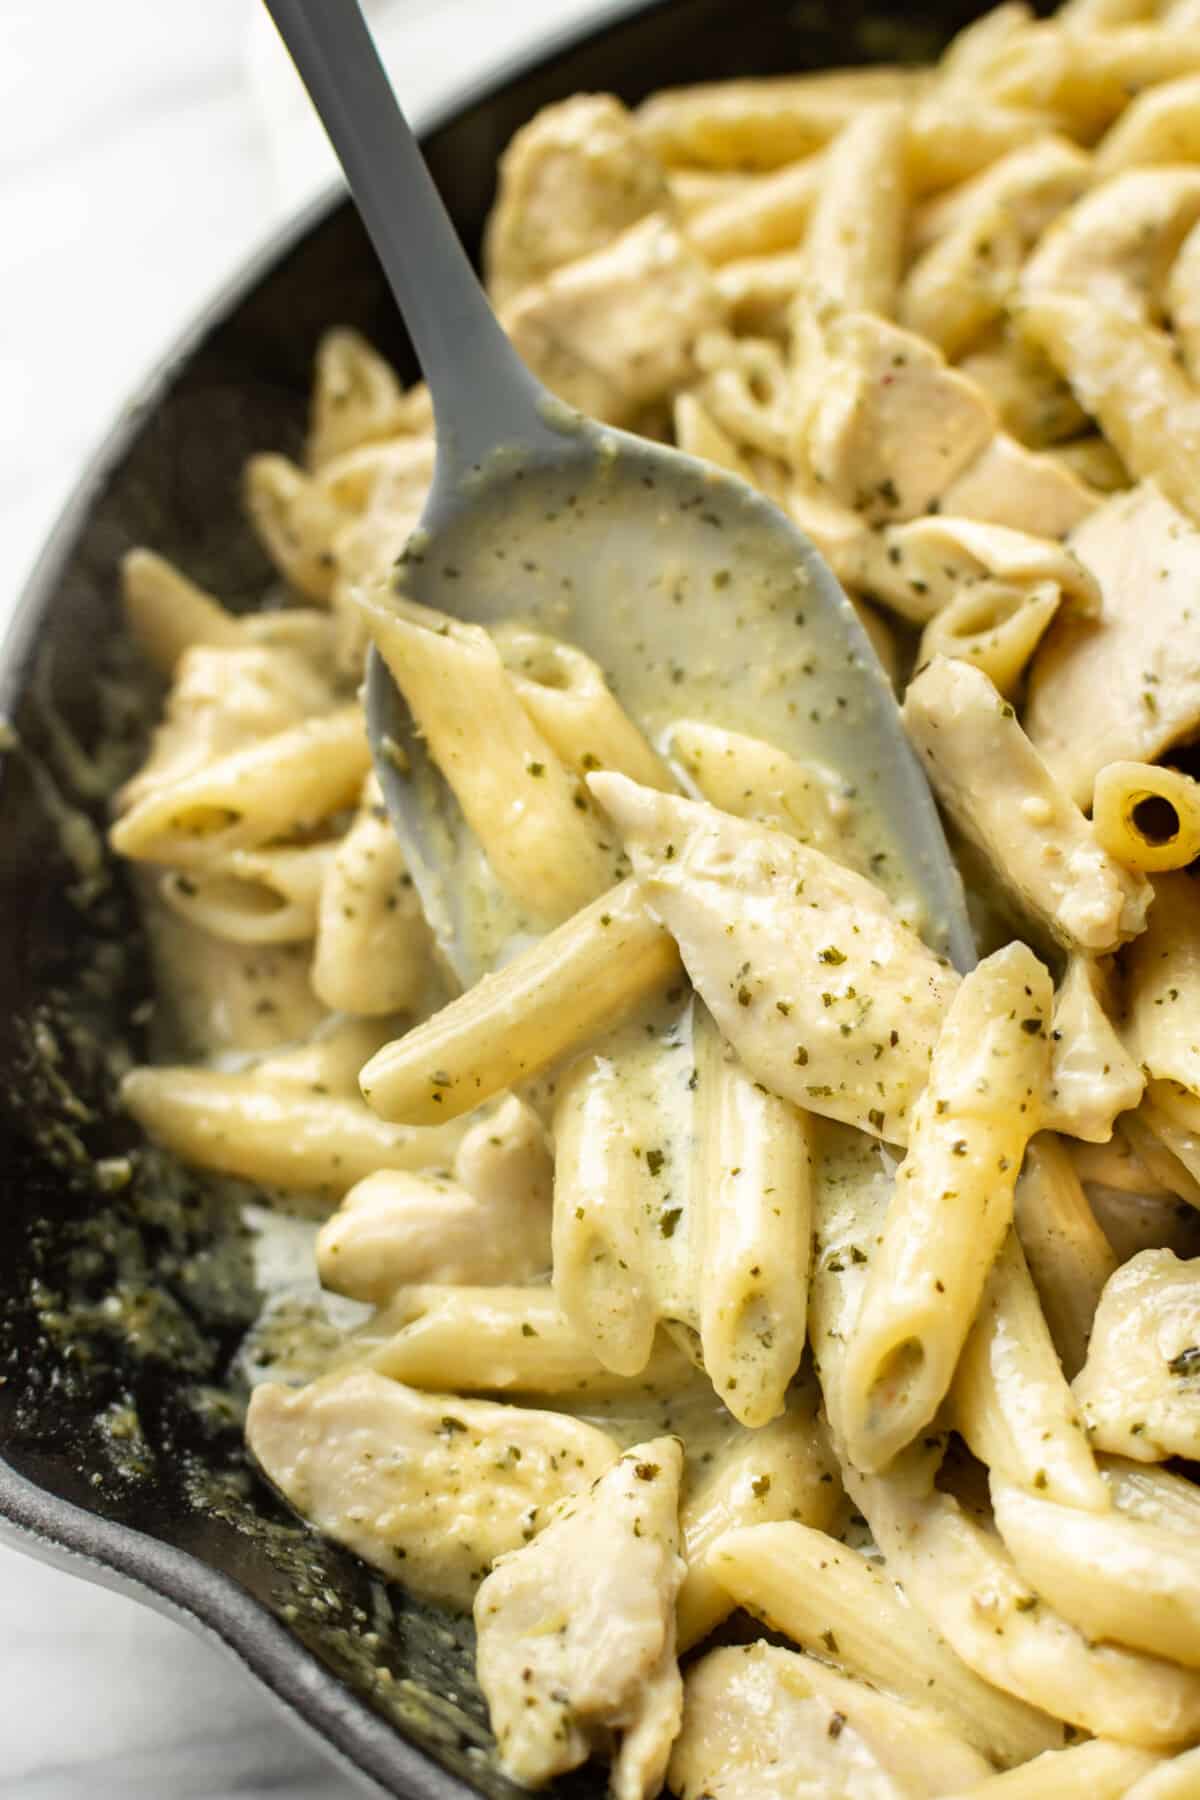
1071,1250,1200,1461
484,95,670,308
938,431,1098,539
668,1642,992,1800
903,658,1151,954
798,312,996,522
1022,167,1200,328
474,1437,684,1798
245,1369,618,1609
504,215,723,427
1043,956,1144,1143
1025,484,1200,808
847,512,1099,626
117,641,337,815
316,1095,553,1302
588,773,958,1145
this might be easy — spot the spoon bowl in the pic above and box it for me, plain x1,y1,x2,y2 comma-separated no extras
264,0,974,982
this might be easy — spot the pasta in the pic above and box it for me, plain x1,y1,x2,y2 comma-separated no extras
107,10,1200,1793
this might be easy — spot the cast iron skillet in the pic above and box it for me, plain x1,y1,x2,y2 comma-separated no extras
0,0,994,1793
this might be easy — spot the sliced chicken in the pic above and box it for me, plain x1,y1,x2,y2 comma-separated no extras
245,1369,618,1609
797,311,996,522
588,772,958,1145
484,95,670,308
474,1436,684,1797
504,215,723,427
668,1642,992,1800
1025,484,1200,807
316,1094,553,1302
1072,1250,1200,1461
904,657,1151,954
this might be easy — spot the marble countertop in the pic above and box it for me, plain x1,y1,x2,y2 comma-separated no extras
0,3,600,1794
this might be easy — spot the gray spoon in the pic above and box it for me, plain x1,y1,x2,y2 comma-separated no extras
263,0,974,983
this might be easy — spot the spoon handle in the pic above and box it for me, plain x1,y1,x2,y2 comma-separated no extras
262,0,561,474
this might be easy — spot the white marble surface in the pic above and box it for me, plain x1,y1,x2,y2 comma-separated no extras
0,2,600,1794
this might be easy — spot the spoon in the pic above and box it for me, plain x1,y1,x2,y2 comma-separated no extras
263,0,974,984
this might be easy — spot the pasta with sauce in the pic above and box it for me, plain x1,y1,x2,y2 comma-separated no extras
110,3,1200,1793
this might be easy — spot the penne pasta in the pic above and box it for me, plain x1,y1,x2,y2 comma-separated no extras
691,1007,815,1425
306,327,418,470
947,1740,1162,1799
120,1062,468,1197
904,657,1151,953
120,548,244,674
111,706,370,869
362,1283,698,1399
800,103,909,317
950,1227,1109,1510
1013,1134,1118,1378
158,840,334,945
1092,760,1200,873
358,877,680,1125
490,623,675,792
635,68,918,170
676,1395,840,1651
243,453,350,603
708,1520,1063,1766
686,152,825,264
840,942,1052,1472
357,592,620,923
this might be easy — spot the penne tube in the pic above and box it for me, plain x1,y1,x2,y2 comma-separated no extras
121,1063,468,1196
691,1007,815,1425
1124,1748,1200,1799
311,778,430,1016
1120,1106,1200,1212
906,99,1064,198
1166,218,1200,386
110,706,371,869
1013,1134,1118,1380
801,103,908,317
1022,166,1200,330
676,1398,841,1651
686,153,824,264
840,942,1052,1472
671,392,760,483
359,878,680,1125
490,624,675,792
669,168,759,219
991,1476,1200,1667
362,1283,697,1398
357,591,619,923
1043,954,1144,1144
916,579,1063,700
957,330,1088,449
1095,71,1200,174
1092,761,1200,874
713,250,808,334
1104,1454,1200,1536
550,1030,671,1380
694,329,793,461
947,1740,1162,1800
671,1640,994,1797
709,1520,1063,1766
243,453,350,603
949,1228,1109,1511
848,1457,1200,1749
904,657,1151,954
635,68,919,170
158,841,334,945
121,549,243,674
1018,294,1200,526
664,718,855,864
306,327,416,470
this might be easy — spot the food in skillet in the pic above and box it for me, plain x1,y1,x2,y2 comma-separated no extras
110,1,1200,1791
